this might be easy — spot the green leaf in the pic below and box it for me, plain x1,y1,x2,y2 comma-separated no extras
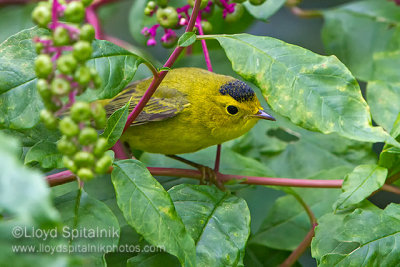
169,184,250,267
127,252,180,267
178,32,196,47
100,100,130,148
243,0,285,21
0,132,59,225
82,40,144,101
313,204,400,266
244,243,300,267
0,28,144,130
250,167,350,250
367,81,400,132
321,0,400,81
231,114,377,179
205,33,398,146
55,189,120,251
334,165,388,211
111,160,196,267
0,27,46,129
24,140,63,170
0,4,35,43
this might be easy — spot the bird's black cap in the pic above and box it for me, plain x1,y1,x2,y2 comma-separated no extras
219,80,255,103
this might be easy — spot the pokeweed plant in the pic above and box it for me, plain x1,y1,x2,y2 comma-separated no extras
0,0,400,266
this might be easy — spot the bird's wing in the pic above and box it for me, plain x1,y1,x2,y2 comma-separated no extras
104,83,189,126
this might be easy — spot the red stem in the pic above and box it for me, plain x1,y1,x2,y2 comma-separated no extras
112,140,130,159
123,0,203,132
196,16,213,72
279,224,317,267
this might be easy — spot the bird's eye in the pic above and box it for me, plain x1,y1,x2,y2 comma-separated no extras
227,105,239,115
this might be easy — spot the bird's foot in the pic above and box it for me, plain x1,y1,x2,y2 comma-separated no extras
167,155,225,191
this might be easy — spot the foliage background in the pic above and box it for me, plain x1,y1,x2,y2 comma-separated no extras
1,0,400,266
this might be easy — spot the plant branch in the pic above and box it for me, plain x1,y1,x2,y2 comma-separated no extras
86,5,102,39
279,225,316,267
123,0,202,132
291,192,317,225
289,6,322,18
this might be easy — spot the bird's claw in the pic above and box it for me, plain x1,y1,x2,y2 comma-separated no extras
198,166,225,191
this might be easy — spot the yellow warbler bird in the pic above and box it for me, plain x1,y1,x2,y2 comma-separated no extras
102,67,275,155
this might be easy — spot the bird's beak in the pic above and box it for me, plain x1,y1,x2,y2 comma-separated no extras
253,110,276,121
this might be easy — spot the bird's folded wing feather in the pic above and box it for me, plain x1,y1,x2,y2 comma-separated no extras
104,84,189,126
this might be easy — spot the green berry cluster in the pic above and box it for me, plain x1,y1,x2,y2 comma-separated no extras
58,102,112,180
32,0,112,181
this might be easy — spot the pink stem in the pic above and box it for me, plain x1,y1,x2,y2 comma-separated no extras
123,0,203,131
112,140,130,159
86,6,102,39
196,16,213,72
51,0,59,28
214,144,221,172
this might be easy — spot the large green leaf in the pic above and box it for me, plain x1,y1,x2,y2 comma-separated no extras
322,0,400,81
0,132,59,224
100,100,130,148
111,160,196,267
367,81,400,132
313,204,400,266
334,164,387,211
82,40,144,101
0,27,144,130
204,33,398,146
311,201,379,263
24,140,63,170
55,189,120,253
244,244,300,267
243,0,285,21
127,252,180,267
250,166,350,251
169,184,250,267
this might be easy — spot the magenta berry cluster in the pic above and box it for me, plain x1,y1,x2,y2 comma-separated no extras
141,0,265,47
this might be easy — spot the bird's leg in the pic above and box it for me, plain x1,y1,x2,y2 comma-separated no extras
166,155,225,190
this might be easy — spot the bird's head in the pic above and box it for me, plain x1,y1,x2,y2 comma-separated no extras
206,79,275,141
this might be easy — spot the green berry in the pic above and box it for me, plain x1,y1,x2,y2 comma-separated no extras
74,66,91,86
90,68,102,88
37,79,52,100
91,102,107,129
147,1,156,9
64,1,85,23
57,54,77,75
188,0,208,9
225,4,244,23
59,117,80,137
249,0,266,5
156,7,179,29
74,151,95,167
201,20,212,34
35,42,44,54
32,4,51,28
156,0,169,8
44,101,62,112
63,156,77,173
51,78,71,96
93,137,108,157
95,155,113,174
57,136,77,156
82,0,94,7
35,54,53,79
79,24,95,42
144,7,152,16
73,41,93,62
71,101,91,122
40,109,57,129
53,27,70,46
79,127,98,145
77,168,94,180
